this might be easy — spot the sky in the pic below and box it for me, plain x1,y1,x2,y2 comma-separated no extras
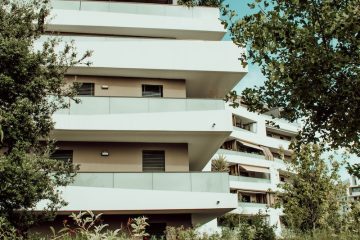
222,0,359,180
222,0,266,92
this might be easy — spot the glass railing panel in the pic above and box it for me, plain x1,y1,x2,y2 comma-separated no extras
69,97,109,114
218,149,266,160
71,172,229,193
153,173,191,191
148,98,187,112
238,202,268,208
114,173,153,190
51,1,203,18
109,97,148,113
52,1,81,10
56,97,225,114
229,175,271,183
73,172,114,187
190,172,229,193
186,99,225,111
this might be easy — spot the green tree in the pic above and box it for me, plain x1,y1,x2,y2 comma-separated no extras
0,0,90,236
221,0,360,177
344,200,360,235
277,144,347,232
211,155,229,172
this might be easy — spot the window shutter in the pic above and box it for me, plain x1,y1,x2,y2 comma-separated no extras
142,150,165,172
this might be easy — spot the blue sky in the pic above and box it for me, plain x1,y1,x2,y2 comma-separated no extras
222,0,266,92
221,0,359,179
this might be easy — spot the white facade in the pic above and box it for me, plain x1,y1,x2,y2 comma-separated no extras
207,104,300,235
37,1,301,236
348,175,360,201
37,0,246,235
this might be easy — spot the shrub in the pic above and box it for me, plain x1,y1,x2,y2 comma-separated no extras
211,155,229,172
218,213,276,240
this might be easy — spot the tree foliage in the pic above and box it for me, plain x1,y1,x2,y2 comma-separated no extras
211,155,229,172
222,0,360,176
0,0,90,235
218,213,276,240
277,144,347,232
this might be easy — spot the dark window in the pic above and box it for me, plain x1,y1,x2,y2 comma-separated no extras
142,85,163,98
241,195,251,202
240,171,249,177
142,150,165,172
146,223,167,238
78,83,94,96
50,150,73,162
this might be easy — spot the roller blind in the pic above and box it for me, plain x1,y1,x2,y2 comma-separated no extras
142,150,165,172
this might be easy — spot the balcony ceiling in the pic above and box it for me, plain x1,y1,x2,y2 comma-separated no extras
52,110,233,170
37,186,238,216
39,38,246,98
47,8,226,40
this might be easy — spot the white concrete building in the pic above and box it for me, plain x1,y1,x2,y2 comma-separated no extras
208,101,300,235
349,175,360,202
35,0,247,236
34,1,302,237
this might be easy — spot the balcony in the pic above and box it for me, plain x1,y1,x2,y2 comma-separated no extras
37,172,238,215
56,96,225,115
238,202,268,208
72,172,230,193
229,175,271,184
52,97,232,171
218,149,266,160
232,114,257,133
49,1,226,40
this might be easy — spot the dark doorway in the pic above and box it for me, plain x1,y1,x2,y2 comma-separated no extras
146,222,167,239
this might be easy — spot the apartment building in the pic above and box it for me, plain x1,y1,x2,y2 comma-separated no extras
208,102,300,235
349,175,360,202
34,0,247,236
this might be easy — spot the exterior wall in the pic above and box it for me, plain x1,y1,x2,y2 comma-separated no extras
207,103,300,235
57,142,189,172
66,75,186,98
348,175,360,201
41,0,246,236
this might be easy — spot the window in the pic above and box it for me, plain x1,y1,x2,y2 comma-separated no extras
142,150,165,172
241,195,251,202
142,85,163,98
50,150,73,162
78,83,94,96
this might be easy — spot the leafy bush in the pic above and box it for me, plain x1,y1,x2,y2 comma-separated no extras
282,229,360,240
0,217,20,240
45,211,147,240
218,213,276,240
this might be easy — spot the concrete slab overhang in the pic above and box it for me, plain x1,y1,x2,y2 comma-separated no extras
37,186,238,216
37,37,247,98
52,109,233,170
48,2,226,40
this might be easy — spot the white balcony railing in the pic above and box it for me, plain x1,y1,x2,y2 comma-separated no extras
72,172,230,193
218,149,266,160
229,175,271,184
55,96,225,115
